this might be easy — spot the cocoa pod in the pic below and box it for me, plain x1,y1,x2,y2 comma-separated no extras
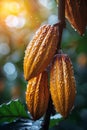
24,24,58,80
26,71,50,120
65,0,87,35
50,53,76,118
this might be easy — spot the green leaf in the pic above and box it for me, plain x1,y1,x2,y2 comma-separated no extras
0,99,29,123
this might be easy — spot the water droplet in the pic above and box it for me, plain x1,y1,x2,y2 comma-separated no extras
74,29,77,32
82,33,85,36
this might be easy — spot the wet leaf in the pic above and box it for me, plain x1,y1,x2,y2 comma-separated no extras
0,99,29,123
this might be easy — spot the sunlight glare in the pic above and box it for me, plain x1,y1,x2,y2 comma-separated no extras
1,2,20,14
5,15,26,28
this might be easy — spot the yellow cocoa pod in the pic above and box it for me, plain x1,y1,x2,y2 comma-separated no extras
50,53,76,118
24,24,58,80
65,0,87,35
26,71,50,120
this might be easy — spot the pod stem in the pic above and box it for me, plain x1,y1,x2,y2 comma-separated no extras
57,0,65,50
41,96,53,130
41,1,65,130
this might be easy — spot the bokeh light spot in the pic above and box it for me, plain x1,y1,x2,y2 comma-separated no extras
0,42,10,55
48,15,58,24
3,62,18,81
5,15,26,28
4,62,16,75
39,0,54,9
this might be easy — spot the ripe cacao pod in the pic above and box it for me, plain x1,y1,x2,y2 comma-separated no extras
24,24,58,80
50,53,76,118
26,71,50,120
65,0,87,35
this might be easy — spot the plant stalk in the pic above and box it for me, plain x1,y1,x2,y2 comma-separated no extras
57,0,65,50
41,96,53,130
41,1,65,130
